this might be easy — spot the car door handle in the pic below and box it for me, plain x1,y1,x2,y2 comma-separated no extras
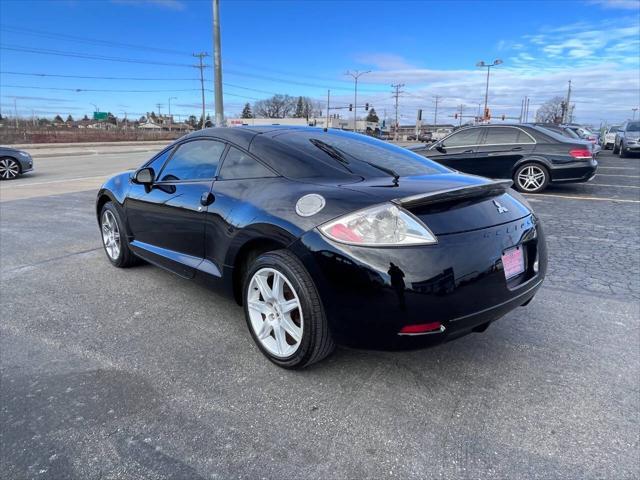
462,149,474,154
510,146,523,151
200,192,215,206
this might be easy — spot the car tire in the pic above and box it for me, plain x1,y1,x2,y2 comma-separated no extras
513,163,550,193
619,143,628,158
0,157,21,180
243,249,335,369
613,142,620,154
99,202,140,268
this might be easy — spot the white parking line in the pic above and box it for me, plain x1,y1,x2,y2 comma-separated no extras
581,183,640,189
598,166,639,170
525,193,640,203
595,174,640,178
0,174,110,188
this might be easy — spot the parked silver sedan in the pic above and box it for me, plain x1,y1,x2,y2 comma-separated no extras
0,147,34,179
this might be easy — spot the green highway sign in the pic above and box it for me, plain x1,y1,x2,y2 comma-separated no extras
93,112,108,121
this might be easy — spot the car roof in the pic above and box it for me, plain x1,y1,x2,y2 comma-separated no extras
183,125,316,150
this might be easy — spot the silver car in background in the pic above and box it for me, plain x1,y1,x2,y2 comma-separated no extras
613,121,640,157
0,147,34,180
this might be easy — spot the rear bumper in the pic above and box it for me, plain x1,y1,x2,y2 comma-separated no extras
551,159,597,183
290,215,547,350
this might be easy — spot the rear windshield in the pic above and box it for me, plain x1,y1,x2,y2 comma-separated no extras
626,122,640,132
268,130,449,179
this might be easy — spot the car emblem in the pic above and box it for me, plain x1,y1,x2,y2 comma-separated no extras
493,200,508,214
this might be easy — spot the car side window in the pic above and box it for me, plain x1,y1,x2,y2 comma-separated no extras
218,146,276,180
442,128,481,148
482,127,520,145
158,140,225,182
146,148,173,173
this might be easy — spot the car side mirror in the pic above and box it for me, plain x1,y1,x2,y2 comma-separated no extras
436,144,446,153
134,167,155,184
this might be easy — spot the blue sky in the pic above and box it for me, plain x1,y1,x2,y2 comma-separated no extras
1,0,638,125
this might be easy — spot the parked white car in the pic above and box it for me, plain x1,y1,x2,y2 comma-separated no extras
430,128,452,142
601,125,621,150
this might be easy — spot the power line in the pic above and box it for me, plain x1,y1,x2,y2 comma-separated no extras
1,45,385,92
0,84,202,93
0,71,202,81
0,72,278,95
0,25,191,56
0,45,194,67
1,25,384,87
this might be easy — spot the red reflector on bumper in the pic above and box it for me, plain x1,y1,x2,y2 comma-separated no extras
399,322,442,334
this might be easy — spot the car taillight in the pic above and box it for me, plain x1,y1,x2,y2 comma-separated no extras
398,322,443,335
569,148,592,159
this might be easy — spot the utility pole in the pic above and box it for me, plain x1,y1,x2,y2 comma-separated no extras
391,83,404,141
525,97,530,122
193,52,209,129
13,98,18,128
433,95,441,126
168,97,177,131
325,90,330,132
476,59,503,120
477,103,482,124
563,80,572,124
345,70,371,132
156,103,163,117
212,0,224,127
458,104,464,127
633,108,638,120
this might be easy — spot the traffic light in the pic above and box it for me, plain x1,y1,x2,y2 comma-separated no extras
417,109,422,121
501,114,505,121
484,108,491,120
365,103,369,111
349,104,353,111
454,113,458,119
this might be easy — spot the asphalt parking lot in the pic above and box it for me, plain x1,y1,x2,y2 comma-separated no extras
1,148,638,479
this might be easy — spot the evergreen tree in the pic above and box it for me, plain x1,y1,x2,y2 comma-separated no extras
83,115,89,121
241,103,253,119
54,114,64,123
366,108,379,123
66,114,74,123
294,97,304,118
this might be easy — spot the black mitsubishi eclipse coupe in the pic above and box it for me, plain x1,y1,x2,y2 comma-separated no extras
97,127,547,368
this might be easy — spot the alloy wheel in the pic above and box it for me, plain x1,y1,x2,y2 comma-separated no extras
101,210,121,260
517,165,546,192
0,158,20,179
247,267,303,358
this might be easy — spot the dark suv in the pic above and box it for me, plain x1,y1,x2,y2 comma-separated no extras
613,121,640,157
411,124,597,193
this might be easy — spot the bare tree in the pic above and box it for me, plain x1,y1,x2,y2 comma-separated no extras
535,96,565,124
253,94,297,118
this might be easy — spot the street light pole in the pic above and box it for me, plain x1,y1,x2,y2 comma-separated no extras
212,0,224,127
633,108,638,120
476,59,502,121
345,70,370,132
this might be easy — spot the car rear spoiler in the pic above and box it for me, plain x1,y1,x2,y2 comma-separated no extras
393,179,513,208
